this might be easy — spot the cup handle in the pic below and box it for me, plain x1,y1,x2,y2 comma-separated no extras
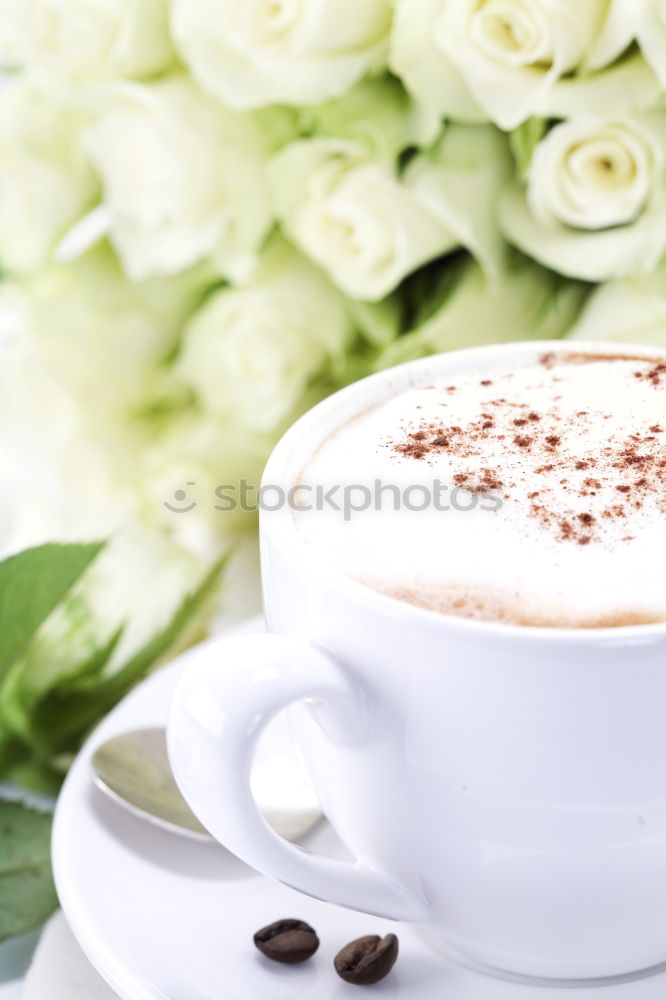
167,632,427,922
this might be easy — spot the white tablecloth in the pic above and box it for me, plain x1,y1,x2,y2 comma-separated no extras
0,932,41,1000
13,916,115,1000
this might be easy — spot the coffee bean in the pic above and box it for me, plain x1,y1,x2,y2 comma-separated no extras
253,919,319,964
334,933,399,985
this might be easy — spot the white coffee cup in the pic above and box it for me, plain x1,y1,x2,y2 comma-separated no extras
168,341,666,982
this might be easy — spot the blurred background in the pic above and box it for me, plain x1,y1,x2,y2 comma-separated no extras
3,2,666,996
1,0,666,788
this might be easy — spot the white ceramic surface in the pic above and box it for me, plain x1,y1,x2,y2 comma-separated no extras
51,619,666,1000
168,341,666,983
52,620,439,1000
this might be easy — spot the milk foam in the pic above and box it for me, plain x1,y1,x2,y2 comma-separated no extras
293,352,666,627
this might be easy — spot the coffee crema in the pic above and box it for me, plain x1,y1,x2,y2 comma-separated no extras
293,351,666,628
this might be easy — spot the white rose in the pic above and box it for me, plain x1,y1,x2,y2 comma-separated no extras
270,127,510,300
500,114,666,281
171,0,392,110
378,256,588,368
4,243,207,417
74,523,211,665
0,0,173,84
299,77,441,161
391,0,654,129
0,267,223,571
80,76,275,282
142,415,272,543
0,85,97,275
0,330,136,551
269,139,459,301
10,524,210,671
147,235,356,544
0,241,216,566
177,238,354,431
390,0,485,123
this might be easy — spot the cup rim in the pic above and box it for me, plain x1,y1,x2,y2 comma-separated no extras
261,339,666,643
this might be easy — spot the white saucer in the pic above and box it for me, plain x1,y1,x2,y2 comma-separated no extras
53,619,666,1000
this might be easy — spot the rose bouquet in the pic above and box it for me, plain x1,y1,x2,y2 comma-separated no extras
1,0,665,785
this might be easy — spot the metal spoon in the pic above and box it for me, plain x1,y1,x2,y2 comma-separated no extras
91,727,323,844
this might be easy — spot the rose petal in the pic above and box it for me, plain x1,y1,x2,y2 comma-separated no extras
637,0,666,87
536,50,662,119
434,0,606,129
567,265,666,346
405,124,511,281
172,0,391,110
389,0,486,122
269,138,457,300
584,0,636,71
500,180,666,281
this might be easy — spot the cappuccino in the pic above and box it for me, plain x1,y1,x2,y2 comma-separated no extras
294,350,666,628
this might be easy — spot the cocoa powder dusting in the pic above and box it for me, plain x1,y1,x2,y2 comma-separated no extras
635,363,666,387
387,357,666,546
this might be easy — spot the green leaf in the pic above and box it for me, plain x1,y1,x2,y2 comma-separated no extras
0,730,27,778
6,592,108,706
509,117,548,178
0,800,58,941
27,554,228,755
0,543,104,678
399,251,469,334
0,629,124,758
6,761,64,797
